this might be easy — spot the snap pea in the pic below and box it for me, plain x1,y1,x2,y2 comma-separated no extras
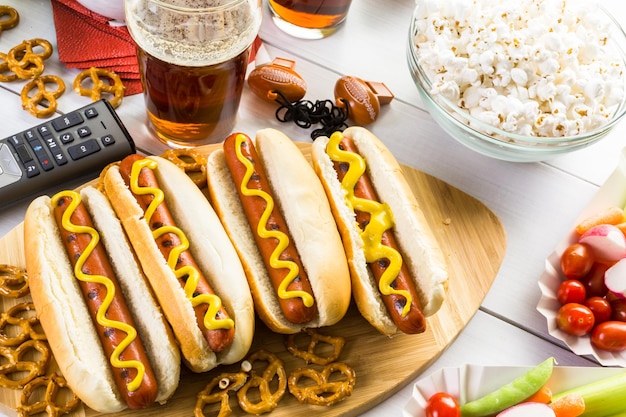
460,357,555,417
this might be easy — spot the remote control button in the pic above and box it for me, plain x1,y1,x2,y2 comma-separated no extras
101,134,115,146
85,107,98,118
42,136,59,152
42,137,67,166
6,135,21,147
52,152,68,166
24,161,39,178
0,168,23,189
6,136,24,153
15,145,32,163
0,143,22,177
77,126,91,138
23,129,38,142
38,125,53,138
67,138,100,160
59,132,74,144
52,112,83,132
29,139,54,171
0,143,24,189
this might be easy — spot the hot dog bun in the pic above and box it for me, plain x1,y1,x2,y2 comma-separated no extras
206,128,351,334
104,156,255,372
311,126,448,335
24,186,180,413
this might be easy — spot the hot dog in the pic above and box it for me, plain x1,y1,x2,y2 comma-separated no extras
104,155,255,372
119,154,236,354
311,126,449,335
206,129,352,334
24,186,181,413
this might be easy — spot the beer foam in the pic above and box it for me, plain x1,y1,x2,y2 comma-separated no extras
125,0,261,66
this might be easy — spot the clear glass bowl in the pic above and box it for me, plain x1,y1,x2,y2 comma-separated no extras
406,3,626,162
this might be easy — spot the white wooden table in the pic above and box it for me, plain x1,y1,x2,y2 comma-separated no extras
2,0,626,415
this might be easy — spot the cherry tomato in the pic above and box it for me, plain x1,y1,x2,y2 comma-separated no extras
584,296,612,324
606,292,620,303
561,243,594,279
610,298,626,322
580,262,610,298
557,303,595,336
425,392,461,417
557,280,586,305
591,321,626,352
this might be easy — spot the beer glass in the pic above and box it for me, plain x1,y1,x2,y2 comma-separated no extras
269,0,352,39
125,0,262,148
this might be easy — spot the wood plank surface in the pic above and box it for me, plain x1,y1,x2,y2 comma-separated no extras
0,143,506,416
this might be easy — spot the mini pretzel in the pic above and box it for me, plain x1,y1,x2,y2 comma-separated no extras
0,52,18,82
0,303,46,347
7,38,53,79
288,362,356,406
21,75,66,118
237,350,287,414
0,265,29,298
17,374,80,417
73,67,125,108
195,372,248,417
161,148,208,188
0,6,19,32
285,329,346,365
0,340,51,389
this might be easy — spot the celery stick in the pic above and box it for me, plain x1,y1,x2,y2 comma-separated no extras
552,371,626,417
460,357,555,417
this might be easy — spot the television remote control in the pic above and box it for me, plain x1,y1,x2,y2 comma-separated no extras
0,99,136,208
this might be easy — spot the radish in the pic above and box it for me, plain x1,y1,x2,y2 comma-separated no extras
605,258,626,298
579,224,626,262
496,402,556,416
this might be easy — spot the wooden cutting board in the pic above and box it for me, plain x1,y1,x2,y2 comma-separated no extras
0,143,506,416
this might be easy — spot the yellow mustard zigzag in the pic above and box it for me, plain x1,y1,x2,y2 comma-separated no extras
129,159,233,331
52,190,145,391
326,131,411,317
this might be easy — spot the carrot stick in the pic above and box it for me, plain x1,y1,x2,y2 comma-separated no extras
549,393,585,417
575,206,625,235
524,385,552,404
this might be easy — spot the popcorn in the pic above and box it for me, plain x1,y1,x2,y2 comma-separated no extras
412,0,625,137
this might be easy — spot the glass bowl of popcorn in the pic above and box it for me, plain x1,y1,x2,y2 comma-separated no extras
407,0,626,162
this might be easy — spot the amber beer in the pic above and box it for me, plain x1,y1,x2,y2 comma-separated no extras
124,0,262,147
269,0,352,38
137,47,250,146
